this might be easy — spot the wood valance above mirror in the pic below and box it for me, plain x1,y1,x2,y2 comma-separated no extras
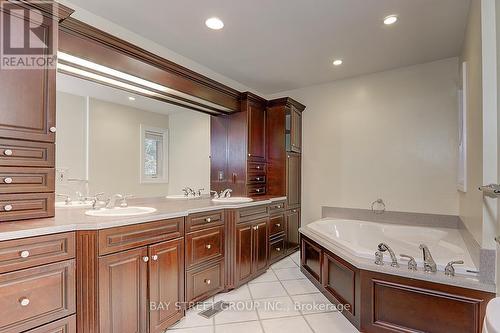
58,17,243,115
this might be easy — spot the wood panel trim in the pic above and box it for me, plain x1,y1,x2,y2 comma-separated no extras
322,251,356,315
76,231,99,333
267,97,306,112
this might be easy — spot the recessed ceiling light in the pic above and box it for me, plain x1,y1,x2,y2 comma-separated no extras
205,17,224,30
383,15,398,25
128,96,136,101
333,59,343,66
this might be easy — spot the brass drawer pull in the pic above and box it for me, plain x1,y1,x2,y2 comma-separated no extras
3,149,13,156
276,247,281,252
3,177,13,184
19,297,30,307
275,205,281,209
20,250,30,258
206,244,212,250
276,223,281,227
204,279,211,285
205,217,212,223
256,166,261,169
49,127,57,133
151,255,158,261
4,204,13,211
142,256,149,263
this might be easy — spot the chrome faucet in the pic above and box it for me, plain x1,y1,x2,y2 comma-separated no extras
56,194,72,205
419,244,437,273
106,194,132,208
220,189,233,198
210,190,220,199
378,243,399,268
87,192,106,210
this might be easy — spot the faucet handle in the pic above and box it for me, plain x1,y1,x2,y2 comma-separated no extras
120,195,133,207
196,188,205,197
374,251,384,265
444,260,464,277
56,194,72,205
400,254,417,271
210,191,219,199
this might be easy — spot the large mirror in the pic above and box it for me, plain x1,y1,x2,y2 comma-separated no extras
55,72,211,204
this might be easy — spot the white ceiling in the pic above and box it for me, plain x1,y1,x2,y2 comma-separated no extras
66,0,471,94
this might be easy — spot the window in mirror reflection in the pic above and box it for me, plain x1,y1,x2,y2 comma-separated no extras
141,125,168,183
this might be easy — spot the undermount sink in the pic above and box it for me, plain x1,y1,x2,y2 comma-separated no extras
85,206,157,217
55,201,93,208
212,197,254,204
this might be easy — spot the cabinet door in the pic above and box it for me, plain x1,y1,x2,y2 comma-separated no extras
0,6,56,142
290,106,302,153
235,222,254,283
99,247,148,333
286,153,301,208
149,238,184,333
253,219,269,274
286,208,300,252
247,102,266,161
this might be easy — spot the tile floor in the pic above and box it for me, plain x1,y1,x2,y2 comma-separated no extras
168,251,360,333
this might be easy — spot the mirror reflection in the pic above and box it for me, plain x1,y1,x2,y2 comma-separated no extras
55,73,210,205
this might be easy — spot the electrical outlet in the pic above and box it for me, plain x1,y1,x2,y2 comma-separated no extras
56,168,69,183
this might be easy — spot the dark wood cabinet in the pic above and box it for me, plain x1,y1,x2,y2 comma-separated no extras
247,100,266,162
286,152,301,209
288,105,302,153
235,217,269,285
210,92,268,196
149,239,184,333
0,4,56,143
285,208,300,252
98,247,149,333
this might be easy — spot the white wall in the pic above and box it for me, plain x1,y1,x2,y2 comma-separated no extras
269,58,460,225
55,92,88,197
88,98,170,197
168,111,211,195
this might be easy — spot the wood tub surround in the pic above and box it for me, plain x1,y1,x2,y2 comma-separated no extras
300,235,496,333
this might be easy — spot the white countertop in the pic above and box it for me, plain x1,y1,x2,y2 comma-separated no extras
0,196,286,241
300,227,496,293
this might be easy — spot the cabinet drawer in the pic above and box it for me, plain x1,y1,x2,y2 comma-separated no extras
0,139,55,167
248,184,266,196
0,232,75,274
0,193,55,222
248,162,267,174
186,210,224,233
186,260,224,303
237,204,268,223
269,201,285,215
98,218,184,255
0,260,76,333
186,226,224,268
0,167,55,194
269,214,285,237
247,174,266,185
270,236,286,262
25,315,76,333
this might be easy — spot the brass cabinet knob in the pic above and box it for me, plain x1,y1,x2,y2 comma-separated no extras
142,256,149,262
19,297,30,307
4,177,12,184
4,149,12,156
248,153,251,157
204,279,211,285
206,244,212,250
49,127,56,133
20,250,30,258
276,248,281,252
276,223,281,227
206,217,212,223
4,204,13,211
151,255,158,261
256,166,261,169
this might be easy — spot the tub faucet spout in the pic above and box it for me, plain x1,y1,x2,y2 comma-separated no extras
419,244,437,273
377,243,399,268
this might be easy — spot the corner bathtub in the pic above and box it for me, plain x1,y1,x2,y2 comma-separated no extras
303,218,477,275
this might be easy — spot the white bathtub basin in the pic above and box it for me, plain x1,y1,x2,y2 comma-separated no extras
304,218,477,275
85,206,157,217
